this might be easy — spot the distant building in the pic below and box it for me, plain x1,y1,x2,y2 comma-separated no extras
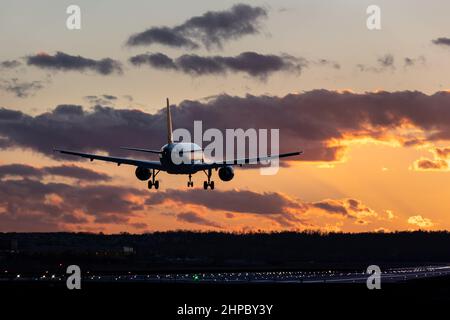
123,246,135,255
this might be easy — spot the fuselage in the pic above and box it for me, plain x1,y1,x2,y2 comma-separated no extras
159,142,203,174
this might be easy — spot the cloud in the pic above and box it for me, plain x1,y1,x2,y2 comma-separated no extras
44,165,111,181
432,37,450,47
312,198,377,219
0,163,111,181
146,188,378,228
84,94,119,106
357,54,396,72
0,173,381,231
412,158,448,171
127,27,199,49
435,147,450,159
407,215,434,228
0,60,21,69
129,53,178,70
146,188,307,228
404,56,426,68
146,188,304,215
126,4,267,50
1,90,450,162
176,211,223,229
411,147,450,171
129,52,305,79
27,52,123,75
312,199,348,216
377,54,395,68
0,177,146,231
316,59,340,69
0,78,45,98
0,164,42,179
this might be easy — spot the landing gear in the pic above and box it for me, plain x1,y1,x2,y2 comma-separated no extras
148,169,160,190
203,169,215,190
187,174,194,188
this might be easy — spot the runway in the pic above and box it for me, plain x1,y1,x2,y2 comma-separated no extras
3,265,450,284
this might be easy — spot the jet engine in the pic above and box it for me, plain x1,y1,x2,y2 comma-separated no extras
218,166,234,181
135,167,151,181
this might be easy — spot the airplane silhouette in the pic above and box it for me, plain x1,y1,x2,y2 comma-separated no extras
54,99,302,190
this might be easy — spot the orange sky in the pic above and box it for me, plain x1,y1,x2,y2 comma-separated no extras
0,1,449,233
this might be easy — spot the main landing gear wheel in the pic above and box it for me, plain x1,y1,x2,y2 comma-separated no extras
203,180,215,190
148,180,160,189
203,169,215,190
148,169,160,190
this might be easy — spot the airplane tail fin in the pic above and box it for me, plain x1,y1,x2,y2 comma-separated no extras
166,98,173,144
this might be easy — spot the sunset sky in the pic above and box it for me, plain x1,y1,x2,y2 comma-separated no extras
1,0,450,233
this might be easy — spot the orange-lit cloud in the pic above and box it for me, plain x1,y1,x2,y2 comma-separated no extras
412,158,448,171
407,215,434,228
2,90,450,164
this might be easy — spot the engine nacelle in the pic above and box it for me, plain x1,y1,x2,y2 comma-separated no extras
218,166,234,182
135,167,151,181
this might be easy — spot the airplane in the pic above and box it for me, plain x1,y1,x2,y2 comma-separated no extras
54,98,302,190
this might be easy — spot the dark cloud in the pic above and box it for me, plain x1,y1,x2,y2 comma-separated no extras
0,60,21,69
0,78,45,98
312,198,374,219
84,94,119,106
0,176,376,231
0,137,12,149
0,164,43,179
435,147,450,159
432,37,450,47
0,177,145,231
0,163,111,181
148,189,307,228
414,158,448,170
312,200,348,216
146,189,303,215
129,53,177,70
129,52,305,79
127,27,199,49
1,90,450,162
130,222,148,229
27,52,123,75
176,211,223,229
146,189,376,228
126,4,267,50
44,165,111,181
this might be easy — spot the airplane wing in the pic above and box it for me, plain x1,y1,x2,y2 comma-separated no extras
54,149,164,170
194,151,303,170
119,147,162,154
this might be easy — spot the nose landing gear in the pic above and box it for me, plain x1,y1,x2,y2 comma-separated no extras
187,174,194,187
